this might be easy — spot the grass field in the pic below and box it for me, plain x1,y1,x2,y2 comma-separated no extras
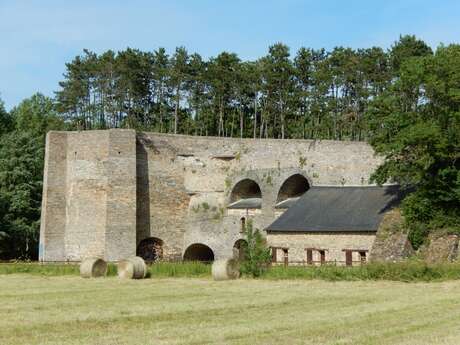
1,275,460,345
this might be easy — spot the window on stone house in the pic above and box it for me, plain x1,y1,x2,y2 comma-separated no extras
345,250,353,266
271,247,277,263
359,251,367,264
282,248,289,266
319,250,326,265
306,249,313,265
240,217,246,233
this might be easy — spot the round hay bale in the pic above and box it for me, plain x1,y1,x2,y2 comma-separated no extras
80,258,107,278
117,256,147,279
212,258,240,281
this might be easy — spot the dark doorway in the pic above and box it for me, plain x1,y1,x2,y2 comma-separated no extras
345,250,353,266
183,243,214,262
233,239,248,261
137,237,163,262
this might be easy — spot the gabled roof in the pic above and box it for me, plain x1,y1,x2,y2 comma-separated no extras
275,197,300,209
228,198,262,209
266,185,403,233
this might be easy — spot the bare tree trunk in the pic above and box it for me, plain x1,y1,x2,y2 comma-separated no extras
280,94,285,139
239,106,243,138
174,86,180,134
253,95,257,139
218,99,224,137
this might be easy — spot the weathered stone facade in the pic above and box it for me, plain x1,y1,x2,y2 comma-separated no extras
369,209,414,262
39,129,383,262
267,232,376,266
421,234,459,263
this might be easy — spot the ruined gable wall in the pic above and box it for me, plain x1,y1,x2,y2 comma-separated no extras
40,129,382,262
137,132,383,260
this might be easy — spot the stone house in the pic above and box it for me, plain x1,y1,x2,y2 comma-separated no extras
266,185,402,266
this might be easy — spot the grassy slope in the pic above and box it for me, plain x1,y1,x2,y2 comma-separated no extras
1,276,460,345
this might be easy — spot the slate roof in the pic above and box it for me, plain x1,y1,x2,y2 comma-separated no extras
228,197,262,209
275,197,300,209
266,185,403,232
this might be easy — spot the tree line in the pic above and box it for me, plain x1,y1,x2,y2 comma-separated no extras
57,35,431,140
0,35,458,259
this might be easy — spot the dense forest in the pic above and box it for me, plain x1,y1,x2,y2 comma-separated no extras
0,35,459,259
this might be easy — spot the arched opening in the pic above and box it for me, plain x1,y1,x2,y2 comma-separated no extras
233,239,248,261
276,174,310,208
137,237,164,262
183,243,214,262
240,217,246,233
228,179,262,209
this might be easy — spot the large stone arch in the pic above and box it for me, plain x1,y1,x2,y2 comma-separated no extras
276,173,310,205
183,243,215,262
136,237,164,262
230,178,262,202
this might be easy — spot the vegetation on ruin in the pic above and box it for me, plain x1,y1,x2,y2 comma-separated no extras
239,221,272,277
0,35,459,259
2,275,460,345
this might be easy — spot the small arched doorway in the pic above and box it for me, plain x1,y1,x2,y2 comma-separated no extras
233,239,248,261
183,243,214,262
137,237,164,262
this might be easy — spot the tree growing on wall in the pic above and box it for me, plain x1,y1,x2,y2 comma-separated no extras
240,220,272,277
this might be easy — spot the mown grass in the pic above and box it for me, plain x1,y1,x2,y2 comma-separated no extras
2,276,460,345
2,260,460,282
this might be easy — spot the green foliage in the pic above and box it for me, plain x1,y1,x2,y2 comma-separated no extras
263,261,460,282
240,220,272,277
298,156,307,168
10,93,65,137
53,42,395,140
148,261,211,278
0,132,44,259
0,94,64,260
367,44,460,246
0,99,13,136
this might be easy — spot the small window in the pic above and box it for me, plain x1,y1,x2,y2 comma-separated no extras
240,217,246,233
359,251,367,264
306,249,313,265
282,248,289,266
271,247,277,263
319,250,326,265
345,250,353,266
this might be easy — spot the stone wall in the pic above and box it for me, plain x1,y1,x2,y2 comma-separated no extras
369,209,413,262
421,234,459,263
137,132,382,261
40,129,136,262
40,129,382,262
266,232,376,265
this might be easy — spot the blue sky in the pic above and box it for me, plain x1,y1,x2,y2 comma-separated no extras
1,0,460,110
